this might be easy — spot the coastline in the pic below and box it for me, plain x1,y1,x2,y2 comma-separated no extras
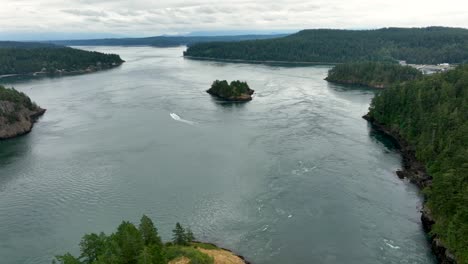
0,62,123,81
192,241,251,264
184,55,340,65
325,78,386,89
363,114,457,264
0,107,46,140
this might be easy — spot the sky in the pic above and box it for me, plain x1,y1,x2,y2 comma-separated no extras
0,0,467,40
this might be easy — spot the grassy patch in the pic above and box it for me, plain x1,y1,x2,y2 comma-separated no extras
166,245,214,264
191,242,219,250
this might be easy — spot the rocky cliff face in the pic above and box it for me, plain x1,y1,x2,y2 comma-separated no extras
363,114,457,264
0,101,45,140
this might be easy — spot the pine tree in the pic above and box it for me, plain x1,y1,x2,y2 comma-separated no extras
139,215,162,247
172,223,187,245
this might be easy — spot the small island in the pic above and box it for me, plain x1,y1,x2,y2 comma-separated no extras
207,80,254,101
0,85,45,140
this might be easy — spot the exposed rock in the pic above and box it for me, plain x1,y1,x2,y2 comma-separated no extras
363,113,456,264
0,101,45,140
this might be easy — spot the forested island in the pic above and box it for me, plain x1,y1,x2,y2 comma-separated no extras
326,62,423,88
48,34,287,47
184,27,468,64
54,215,247,264
207,80,254,101
0,42,124,77
365,65,468,264
0,85,45,139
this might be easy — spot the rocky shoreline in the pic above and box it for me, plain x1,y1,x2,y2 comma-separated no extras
325,78,386,89
0,62,123,81
0,102,46,140
363,114,457,264
193,241,251,264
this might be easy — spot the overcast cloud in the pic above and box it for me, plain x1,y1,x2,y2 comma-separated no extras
1,0,467,36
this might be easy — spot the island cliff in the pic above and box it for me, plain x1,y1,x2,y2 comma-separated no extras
0,85,45,140
207,80,254,101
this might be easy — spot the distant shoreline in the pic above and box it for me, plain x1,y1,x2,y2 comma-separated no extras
0,63,123,81
184,55,340,65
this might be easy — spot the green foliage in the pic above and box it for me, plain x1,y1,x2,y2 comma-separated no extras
54,253,82,264
79,233,107,264
185,27,468,64
0,42,123,75
165,245,214,264
54,216,203,264
326,62,423,88
368,65,468,263
139,215,163,248
192,243,218,250
172,223,193,246
207,80,252,99
0,85,37,110
0,85,40,124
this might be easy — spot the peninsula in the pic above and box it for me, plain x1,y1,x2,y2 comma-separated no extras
0,41,124,78
207,80,254,101
54,215,247,264
325,62,422,88
0,85,45,139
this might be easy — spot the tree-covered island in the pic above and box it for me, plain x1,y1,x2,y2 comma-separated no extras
325,62,423,88
53,215,247,264
207,80,254,101
0,85,45,139
0,42,124,77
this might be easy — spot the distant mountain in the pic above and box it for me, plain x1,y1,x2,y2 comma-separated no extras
46,34,289,47
184,27,468,64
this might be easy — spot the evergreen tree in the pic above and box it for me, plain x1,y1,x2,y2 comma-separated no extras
79,232,107,264
139,215,162,247
185,228,195,243
172,223,187,245
114,221,144,264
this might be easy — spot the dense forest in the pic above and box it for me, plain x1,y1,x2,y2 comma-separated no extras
54,215,216,264
207,80,254,101
326,62,423,88
367,65,468,263
0,42,124,75
184,27,468,64
48,34,287,47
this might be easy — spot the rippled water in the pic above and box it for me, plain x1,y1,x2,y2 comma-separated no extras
0,47,435,264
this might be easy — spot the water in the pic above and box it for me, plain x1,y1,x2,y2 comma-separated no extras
0,46,435,264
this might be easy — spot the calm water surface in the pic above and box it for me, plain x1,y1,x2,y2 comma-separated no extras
0,47,435,264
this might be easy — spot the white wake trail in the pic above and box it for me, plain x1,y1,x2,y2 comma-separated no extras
170,113,195,125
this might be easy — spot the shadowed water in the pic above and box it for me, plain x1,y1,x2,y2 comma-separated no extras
0,46,435,264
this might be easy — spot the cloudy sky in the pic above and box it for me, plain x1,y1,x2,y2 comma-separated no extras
1,0,467,39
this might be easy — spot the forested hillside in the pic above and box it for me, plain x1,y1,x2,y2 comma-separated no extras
367,65,468,263
0,42,124,75
48,34,287,47
326,62,423,88
184,27,468,64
